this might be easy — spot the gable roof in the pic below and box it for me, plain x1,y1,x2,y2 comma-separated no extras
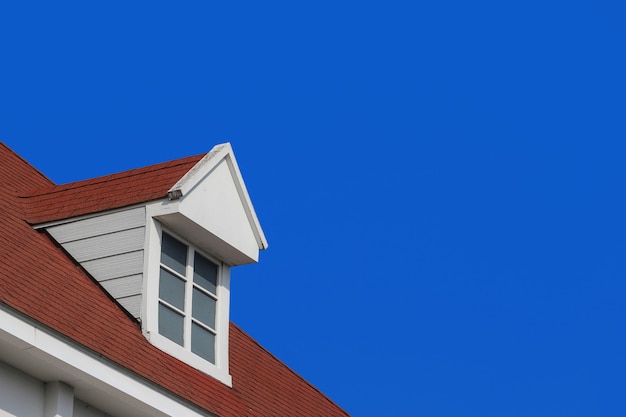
0,142,349,417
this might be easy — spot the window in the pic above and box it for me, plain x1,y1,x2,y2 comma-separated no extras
144,207,233,385
158,232,220,364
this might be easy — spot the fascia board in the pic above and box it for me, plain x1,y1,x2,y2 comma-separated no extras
0,305,214,417
167,143,268,251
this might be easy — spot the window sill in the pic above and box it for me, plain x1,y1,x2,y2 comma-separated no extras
145,331,232,387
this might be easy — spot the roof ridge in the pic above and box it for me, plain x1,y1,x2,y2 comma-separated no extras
20,153,204,199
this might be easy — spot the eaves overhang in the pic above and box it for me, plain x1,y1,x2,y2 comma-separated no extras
0,303,214,417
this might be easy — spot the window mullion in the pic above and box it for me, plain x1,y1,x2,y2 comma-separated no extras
157,229,224,368
213,264,221,365
184,247,194,349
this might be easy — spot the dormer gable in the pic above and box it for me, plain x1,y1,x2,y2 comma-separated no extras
23,143,266,385
156,142,267,265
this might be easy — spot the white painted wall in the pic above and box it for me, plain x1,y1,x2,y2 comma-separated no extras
0,360,45,417
180,158,259,263
0,361,121,417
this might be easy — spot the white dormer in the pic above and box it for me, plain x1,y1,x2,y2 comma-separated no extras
152,142,267,265
39,143,267,386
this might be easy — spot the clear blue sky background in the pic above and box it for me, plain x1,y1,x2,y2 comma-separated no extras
2,1,625,416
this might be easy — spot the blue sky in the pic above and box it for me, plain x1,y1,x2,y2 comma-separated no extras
2,1,626,415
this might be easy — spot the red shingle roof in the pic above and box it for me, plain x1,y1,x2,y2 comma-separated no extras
20,153,204,224
0,143,349,417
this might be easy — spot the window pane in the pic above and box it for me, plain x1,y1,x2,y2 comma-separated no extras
159,268,185,310
161,232,187,276
192,288,216,329
192,323,215,363
194,253,217,294
159,304,184,346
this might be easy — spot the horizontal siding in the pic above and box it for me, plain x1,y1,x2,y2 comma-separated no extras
47,207,145,243
62,228,145,263
45,207,147,320
100,275,142,299
117,294,142,319
82,251,144,282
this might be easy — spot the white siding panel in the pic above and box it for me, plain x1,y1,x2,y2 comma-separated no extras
100,275,142,299
63,228,145,263
117,295,142,319
82,251,144,281
47,207,146,243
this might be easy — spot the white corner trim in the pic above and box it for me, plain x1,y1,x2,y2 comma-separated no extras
0,305,213,417
44,381,74,417
224,148,268,251
167,143,268,251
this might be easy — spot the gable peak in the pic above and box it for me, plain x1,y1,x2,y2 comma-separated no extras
168,143,268,251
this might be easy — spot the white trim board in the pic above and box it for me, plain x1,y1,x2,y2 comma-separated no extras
0,304,215,417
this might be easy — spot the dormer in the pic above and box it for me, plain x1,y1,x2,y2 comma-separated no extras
25,143,267,386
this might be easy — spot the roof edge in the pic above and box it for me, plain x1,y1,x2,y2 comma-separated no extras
168,143,268,251
230,322,351,416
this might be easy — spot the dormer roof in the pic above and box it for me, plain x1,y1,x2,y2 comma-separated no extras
21,143,267,265
21,153,204,224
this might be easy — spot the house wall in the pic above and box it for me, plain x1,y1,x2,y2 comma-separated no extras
45,206,146,319
0,361,111,417
0,360,44,417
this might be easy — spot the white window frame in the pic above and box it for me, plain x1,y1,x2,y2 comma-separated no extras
142,201,232,386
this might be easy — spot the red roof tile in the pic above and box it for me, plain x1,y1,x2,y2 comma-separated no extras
0,142,349,417
20,153,204,224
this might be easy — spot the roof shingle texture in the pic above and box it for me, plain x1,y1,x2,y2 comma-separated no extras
20,153,204,224
0,143,349,417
